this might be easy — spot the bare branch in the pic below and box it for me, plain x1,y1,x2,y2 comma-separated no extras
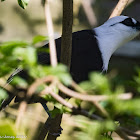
45,0,57,67
27,76,54,98
71,80,86,94
58,82,132,102
115,129,131,140
109,0,129,18
45,87,73,109
120,127,140,138
92,101,110,118
15,101,27,129
81,0,97,26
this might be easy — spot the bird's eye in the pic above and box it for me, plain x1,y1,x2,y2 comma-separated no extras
121,18,135,26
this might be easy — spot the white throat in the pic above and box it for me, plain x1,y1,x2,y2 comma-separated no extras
94,26,138,71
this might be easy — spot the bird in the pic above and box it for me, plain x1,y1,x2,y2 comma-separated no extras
38,15,140,82
0,15,140,112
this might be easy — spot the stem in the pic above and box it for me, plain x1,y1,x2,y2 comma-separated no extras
60,0,73,69
44,0,57,67
109,0,129,18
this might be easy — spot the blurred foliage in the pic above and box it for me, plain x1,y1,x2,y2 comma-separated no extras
79,72,125,95
73,116,115,140
0,119,18,139
132,67,140,93
0,119,26,140
0,88,8,103
0,36,140,140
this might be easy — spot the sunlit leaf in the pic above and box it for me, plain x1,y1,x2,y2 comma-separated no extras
0,119,18,138
0,41,28,55
32,35,48,45
12,76,28,88
74,116,115,140
0,88,8,102
17,0,30,9
13,46,37,66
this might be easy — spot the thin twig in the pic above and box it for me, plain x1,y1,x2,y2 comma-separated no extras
120,127,140,138
58,82,132,102
27,76,54,98
44,0,57,67
5,107,46,123
71,80,86,94
92,101,110,118
0,78,18,96
38,0,58,139
115,129,131,140
45,87,73,109
109,0,129,18
81,0,97,26
15,101,27,129
29,76,132,103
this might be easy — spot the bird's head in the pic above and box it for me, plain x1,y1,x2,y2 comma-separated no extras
94,15,140,71
98,15,140,42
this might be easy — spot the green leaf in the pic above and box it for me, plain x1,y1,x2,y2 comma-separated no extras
114,99,140,116
29,64,72,85
32,35,48,45
0,119,25,140
12,76,28,88
49,108,61,118
1,0,6,1
90,72,110,93
57,72,72,86
29,65,47,78
74,116,115,140
50,64,72,86
79,81,94,93
13,46,37,66
25,47,37,65
17,0,30,9
0,88,8,102
0,41,28,55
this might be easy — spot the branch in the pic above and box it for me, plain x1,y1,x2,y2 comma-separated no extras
115,129,131,140
44,0,57,67
45,87,73,109
39,0,59,139
109,0,129,18
60,0,73,68
120,127,140,138
71,80,86,94
58,82,132,102
42,86,103,121
81,0,97,26
27,76,54,98
15,101,27,129
28,76,132,103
